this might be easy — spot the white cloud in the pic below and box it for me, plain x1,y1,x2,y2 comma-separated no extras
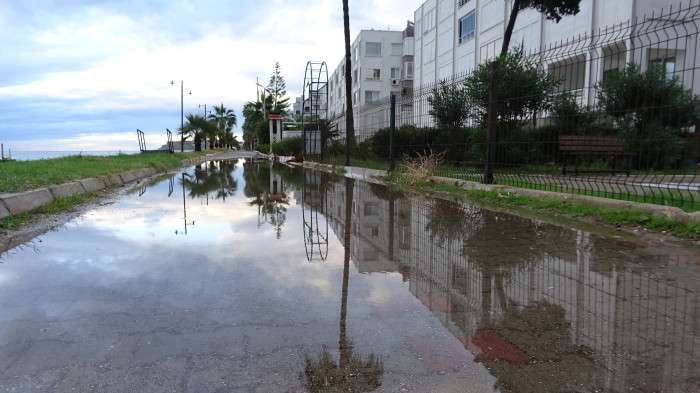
0,0,424,150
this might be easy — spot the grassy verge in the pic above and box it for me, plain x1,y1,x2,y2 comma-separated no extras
0,151,208,193
316,157,699,212
387,174,700,240
320,156,390,171
434,167,700,212
0,192,98,232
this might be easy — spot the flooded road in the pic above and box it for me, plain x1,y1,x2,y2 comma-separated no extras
0,159,698,393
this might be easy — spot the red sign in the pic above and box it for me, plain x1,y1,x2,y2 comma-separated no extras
268,113,283,120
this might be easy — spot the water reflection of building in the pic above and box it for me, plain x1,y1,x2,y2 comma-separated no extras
310,176,700,393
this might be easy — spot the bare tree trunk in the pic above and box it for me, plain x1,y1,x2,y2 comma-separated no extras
501,0,522,56
342,0,355,166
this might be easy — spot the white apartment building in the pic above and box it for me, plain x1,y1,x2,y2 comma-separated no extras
292,97,303,120
328,24,415,138
413,0,699,119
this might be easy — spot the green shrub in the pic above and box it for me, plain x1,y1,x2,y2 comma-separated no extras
366,125,477,163
597,64,699,169
271,137,303,156
464,49,560,127
428,81,472,129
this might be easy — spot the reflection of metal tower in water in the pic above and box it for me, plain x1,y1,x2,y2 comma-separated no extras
301,61,329,157
302,171,329,262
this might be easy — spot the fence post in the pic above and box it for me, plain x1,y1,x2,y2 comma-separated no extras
484,61,498,184
390,94,396,171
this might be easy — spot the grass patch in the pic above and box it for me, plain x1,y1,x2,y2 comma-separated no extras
434,167,700,212
387,174,700,239
318,157,698,212
320,156,390,171
0,151,208,193
0,192,98,232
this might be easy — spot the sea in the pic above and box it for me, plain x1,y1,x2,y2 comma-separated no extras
6,151,140,161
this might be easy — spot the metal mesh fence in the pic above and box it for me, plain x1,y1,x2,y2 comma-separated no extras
307,1,700,210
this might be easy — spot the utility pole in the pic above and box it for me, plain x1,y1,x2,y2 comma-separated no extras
199,104,208,149
172,80,191,152
180,81,184,152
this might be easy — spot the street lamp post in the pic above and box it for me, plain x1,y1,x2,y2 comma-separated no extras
171,80,192,152
199,104,208,149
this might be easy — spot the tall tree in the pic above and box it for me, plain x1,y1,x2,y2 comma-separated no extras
501,0,582,56
268,62,291,114
342,0,355,165
242,94,273,148
180,114,216,152
208,104,237,148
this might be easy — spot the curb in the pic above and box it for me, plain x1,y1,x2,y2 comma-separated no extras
302,161,700,224
0,153,220,220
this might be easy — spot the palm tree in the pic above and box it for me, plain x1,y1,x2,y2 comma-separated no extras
242,94,274,149
342,0,355,165
180,114,216,152
208,104,237,149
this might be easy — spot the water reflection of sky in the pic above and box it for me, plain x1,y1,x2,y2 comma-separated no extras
0,159,697,393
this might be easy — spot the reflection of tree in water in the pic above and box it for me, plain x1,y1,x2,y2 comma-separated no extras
303,178,383,392
424,198,483,246
462,213,557,321
243,160,288,238
475,302,597,393
182,160,238,201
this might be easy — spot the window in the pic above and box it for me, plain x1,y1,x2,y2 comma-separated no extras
391,43,403,56
458,0,472,7
650,56,677,80
423,9,435,33
459,11,476,44
391,67,401,79
404,62,414,79
353,69,358,85
365,90,380,104
366,42,382,57
368,68,381,80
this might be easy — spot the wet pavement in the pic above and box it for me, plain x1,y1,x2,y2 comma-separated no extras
0,159,698,393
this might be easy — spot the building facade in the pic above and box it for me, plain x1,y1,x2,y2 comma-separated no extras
328,24,415,139
412,0,699,124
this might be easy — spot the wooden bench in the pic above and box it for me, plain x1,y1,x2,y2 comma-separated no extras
559,135,631,175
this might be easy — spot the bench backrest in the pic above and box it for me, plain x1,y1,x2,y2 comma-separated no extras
559,135,625,153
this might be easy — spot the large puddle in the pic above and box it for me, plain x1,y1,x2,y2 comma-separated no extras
0,159,698,392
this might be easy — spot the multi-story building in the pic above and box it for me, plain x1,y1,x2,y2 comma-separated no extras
412,0,699,123
328,23,415,139
292,97,303,120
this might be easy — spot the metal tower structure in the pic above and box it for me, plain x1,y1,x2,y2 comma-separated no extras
301,61,329,158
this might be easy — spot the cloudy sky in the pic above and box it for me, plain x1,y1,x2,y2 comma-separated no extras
0,0,422,151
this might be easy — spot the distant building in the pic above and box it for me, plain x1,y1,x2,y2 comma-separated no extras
292,97,303,120
329,23,415,140
165,141,195,152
